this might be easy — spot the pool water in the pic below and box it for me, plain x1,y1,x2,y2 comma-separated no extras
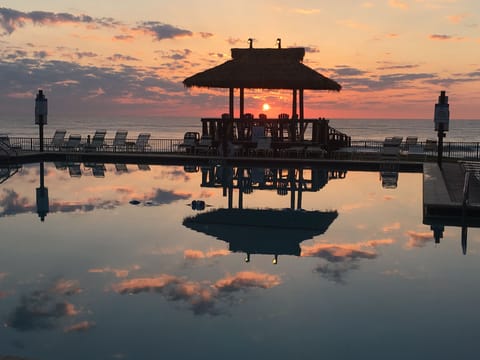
0,162,479,359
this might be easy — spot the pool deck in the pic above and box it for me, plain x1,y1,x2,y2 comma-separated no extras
423,162,480,226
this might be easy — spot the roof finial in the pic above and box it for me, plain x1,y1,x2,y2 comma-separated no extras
276,38,281,48
248,38,253,48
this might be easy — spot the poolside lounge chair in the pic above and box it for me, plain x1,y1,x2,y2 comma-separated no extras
178,132,199,153
50,129,67,149
250,137,273,157
113,130,128,151
63,134,82,151
137,164,151,171
68,163,82,177
0,134,21,152
381,136,403,159
84,162,106,177
195,135,215,155
135,133,150,152
115,163,129,173
85,130,107,151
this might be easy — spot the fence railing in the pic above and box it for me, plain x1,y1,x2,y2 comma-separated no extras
3,136,480,161
4,137,184,153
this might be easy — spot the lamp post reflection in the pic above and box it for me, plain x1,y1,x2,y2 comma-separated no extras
36,162,49,222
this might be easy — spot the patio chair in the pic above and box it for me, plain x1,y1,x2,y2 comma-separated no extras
195,135,215,155
84,163,106,177
178,132,199,153
137,164,151,171
250,136,273,157
63,134,82,151
113,130,128,151
85,130,107,151
135,133,151,152
68,163,82,177
115,163,129,173
381,136,403,159
50,129,67,149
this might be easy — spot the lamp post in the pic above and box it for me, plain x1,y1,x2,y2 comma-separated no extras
35,90,48,152
36,161,49,222
434,91,449,168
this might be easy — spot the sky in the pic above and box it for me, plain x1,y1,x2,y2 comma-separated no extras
0,0,479,120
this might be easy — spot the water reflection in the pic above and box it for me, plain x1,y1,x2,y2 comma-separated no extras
182,165,344,264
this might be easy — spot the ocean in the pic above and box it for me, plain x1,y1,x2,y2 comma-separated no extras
1,116,479,143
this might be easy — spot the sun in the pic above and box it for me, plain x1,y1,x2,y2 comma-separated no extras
262,103,270,112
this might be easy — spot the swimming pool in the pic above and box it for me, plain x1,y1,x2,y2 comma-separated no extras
0,162,478,359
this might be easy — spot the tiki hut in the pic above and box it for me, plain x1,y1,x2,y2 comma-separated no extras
183,45,340,120
183,41,349,153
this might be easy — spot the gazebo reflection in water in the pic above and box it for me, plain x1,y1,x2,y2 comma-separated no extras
183,165,344,264
183,40,351,156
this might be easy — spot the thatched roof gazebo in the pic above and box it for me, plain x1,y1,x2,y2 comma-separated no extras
183,43,341,120
182,40,348,154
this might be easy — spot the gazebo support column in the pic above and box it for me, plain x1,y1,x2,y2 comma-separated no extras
239,88,244,118
291,89,297,141
299,89,304,141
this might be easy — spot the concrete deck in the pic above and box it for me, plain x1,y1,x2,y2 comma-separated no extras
423,162,480,226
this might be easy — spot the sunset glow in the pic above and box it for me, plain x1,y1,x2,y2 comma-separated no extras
0,1,479,119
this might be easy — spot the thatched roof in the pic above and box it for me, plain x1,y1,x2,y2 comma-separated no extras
183,48,341,91
183,208,338,245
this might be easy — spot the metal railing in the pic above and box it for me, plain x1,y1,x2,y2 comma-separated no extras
4,136,480,161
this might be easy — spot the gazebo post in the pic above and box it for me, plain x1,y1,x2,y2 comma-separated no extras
299,89,304,141
292,89,297,141
240,88,245,118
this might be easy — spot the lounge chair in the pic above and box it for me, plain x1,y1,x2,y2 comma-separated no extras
84,163,106,177
113,130,128,151
68,163,82,177
86,130,107,151
135,133,150,152
115,163,129,173
381,136,403,159
250,136,273,157
178,132,199,153
63,134,82,151
137,164,151,171
50,129,67,150
0,134,21,152
195,135,215,155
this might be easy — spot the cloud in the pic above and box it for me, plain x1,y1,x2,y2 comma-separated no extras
0,7,118,35
429,34,464,41
447,14,468,24
292,8,321,15
314,262,360,284
302,239,394,283
0,272,7,281
107,53,140,62
112,271,281,315
63,320,96,333
6,292,78,331
135,21,193,41
405,230,434,248
389,0,408,10
89,265,140,278
383,222,401,232
184,249,230,260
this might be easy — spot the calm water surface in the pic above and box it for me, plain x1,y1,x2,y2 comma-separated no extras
0,162,479,359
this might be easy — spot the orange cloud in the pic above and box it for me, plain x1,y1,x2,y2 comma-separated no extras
383,222,401,232
112,271,281,315
301,239,394,260
447,14,468,24
214,271,281,291
52,279,82,296
405,230,434,248
184,249,230,260
64,320,96,333
89,265,140,278
389,0,408,10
